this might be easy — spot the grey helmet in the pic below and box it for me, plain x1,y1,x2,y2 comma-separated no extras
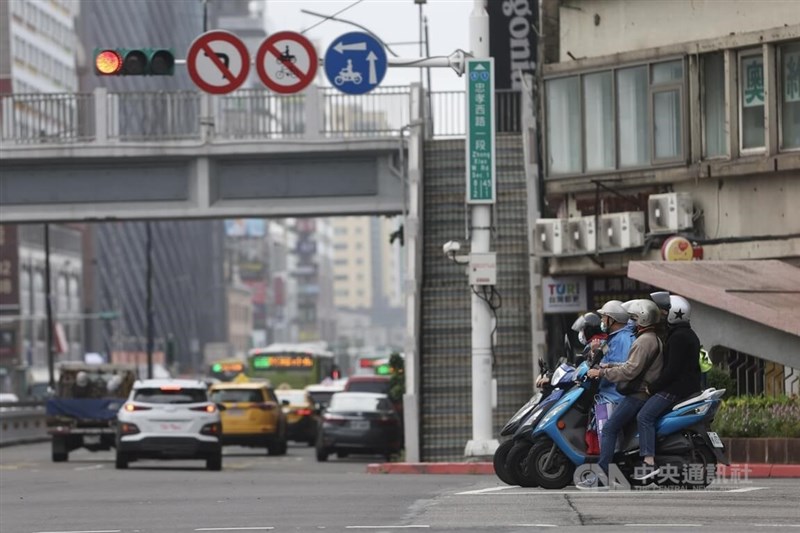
631,299,661,328
650,291,671,311
597,300,629,324
668,295,691,324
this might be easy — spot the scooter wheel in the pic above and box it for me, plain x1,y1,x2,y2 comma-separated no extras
505,441,539,487
492,440,517,485
527,438,575,490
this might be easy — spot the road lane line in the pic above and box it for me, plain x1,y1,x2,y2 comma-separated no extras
456,486,517,495
345,527,430,530
509,525,558,528
33,530,121,533
625,525,703,528
456,487,767,495
73,464,104,471
727,487,767,493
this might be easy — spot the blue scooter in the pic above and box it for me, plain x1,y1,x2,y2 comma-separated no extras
526,376,728,489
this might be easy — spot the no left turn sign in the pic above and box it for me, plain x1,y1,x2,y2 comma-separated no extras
256,31,318,94
187,30,250,94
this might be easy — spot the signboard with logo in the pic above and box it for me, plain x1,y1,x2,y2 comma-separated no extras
488,0,538,90
543,276,587,314
466,58,496,204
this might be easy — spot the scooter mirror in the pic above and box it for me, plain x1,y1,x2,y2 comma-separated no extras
564,334,575,365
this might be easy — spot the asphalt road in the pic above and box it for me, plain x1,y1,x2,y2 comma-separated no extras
1,441,799,533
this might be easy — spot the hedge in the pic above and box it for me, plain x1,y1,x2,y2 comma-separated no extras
713,395,800,438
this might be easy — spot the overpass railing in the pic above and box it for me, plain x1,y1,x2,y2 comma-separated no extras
0,86,522,145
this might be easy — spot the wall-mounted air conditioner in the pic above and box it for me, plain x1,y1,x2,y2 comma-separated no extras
534,219,568,256
648,192,693,234
568,216,597,254
599,212,645,251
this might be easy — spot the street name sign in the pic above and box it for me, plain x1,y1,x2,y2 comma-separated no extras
187,30,250,94
466,58,495,204
324,31,387,95
256,31,318,94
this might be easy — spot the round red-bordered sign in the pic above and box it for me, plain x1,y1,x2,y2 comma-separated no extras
256,31,318,94
187,30,250,94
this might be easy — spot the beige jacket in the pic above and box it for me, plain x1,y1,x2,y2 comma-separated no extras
601,329,663,396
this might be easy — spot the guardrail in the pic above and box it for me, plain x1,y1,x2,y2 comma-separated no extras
0,405,48,447
1,86,522,145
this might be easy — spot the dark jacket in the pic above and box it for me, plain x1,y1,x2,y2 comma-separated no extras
649,322,701,399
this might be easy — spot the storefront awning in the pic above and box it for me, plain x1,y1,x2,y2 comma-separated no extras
627,260,800,367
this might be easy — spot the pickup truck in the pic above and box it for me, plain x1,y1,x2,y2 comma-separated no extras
46,363,137,462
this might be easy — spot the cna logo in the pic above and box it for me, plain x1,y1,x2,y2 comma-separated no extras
573,464,632,491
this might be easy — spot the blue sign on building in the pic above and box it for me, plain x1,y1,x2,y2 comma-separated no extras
324,32,387,95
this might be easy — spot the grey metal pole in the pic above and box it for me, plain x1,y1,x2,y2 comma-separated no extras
44,224,55,390
146,222,154,379
464,0,498,458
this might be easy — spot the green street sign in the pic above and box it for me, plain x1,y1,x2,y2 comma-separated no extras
466,58,495,204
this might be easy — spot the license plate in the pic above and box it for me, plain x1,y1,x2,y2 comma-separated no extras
350,420,369,430
707,431,724,448
160,422,186,432
83,435,101,445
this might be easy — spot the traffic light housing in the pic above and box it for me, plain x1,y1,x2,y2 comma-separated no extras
94,48,175,76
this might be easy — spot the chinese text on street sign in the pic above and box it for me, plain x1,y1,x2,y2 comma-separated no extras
466,58,495,204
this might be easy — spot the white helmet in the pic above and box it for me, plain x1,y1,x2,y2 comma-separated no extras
597,300,629,324
622,299,647,317
668,295,691,324
76,371,89,387
631,300,661,328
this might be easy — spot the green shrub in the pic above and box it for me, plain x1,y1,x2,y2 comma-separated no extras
713,395,800,438
706,367,735,398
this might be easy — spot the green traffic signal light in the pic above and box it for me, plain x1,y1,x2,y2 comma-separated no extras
94,48,175,76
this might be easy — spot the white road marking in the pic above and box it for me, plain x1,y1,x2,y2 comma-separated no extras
195,526,275,531
455,486,517,495
33,530,121,533
726,486,767,493
509,525,558,528
625,525,703,528
751,525,800,528
457,487,767,496
73,464,104,471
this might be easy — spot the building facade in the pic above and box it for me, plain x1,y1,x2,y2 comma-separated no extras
537,0,800,394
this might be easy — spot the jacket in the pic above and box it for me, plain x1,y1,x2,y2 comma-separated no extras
649,322,701,400
601,329,663,398
597,322,636,402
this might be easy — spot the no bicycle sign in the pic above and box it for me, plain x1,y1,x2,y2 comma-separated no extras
256,31,318,94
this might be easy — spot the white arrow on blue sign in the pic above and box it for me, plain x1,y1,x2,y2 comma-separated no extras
324,32,387,95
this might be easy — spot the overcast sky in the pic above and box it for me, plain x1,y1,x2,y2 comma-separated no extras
263,0,474,91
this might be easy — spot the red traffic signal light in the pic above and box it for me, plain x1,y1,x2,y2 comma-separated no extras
93,48,175,76
95,50,123,75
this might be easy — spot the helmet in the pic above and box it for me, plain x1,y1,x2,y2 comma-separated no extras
75,371,89,387
650,291,671,311
570,314,586,333
631,300,660,328
667,295,691,324
580,312,603,341
597,300,629,324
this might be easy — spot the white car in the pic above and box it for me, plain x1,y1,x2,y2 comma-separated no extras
115,379,222,471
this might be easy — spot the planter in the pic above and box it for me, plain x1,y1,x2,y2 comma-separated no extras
721,437,800,464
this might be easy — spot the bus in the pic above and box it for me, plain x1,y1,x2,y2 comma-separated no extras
247,343,338,389
207,358,247,382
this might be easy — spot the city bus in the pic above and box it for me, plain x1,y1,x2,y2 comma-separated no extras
247,343,338,389
207,358,247,382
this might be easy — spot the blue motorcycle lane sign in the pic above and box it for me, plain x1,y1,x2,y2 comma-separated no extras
324,32,387,95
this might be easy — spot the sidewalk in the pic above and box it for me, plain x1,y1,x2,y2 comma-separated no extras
366,462,800,478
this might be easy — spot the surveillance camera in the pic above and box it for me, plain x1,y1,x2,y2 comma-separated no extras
442,240,461,255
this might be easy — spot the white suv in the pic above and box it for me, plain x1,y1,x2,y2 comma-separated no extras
115,379,223,470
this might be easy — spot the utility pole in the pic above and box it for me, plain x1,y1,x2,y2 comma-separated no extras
464,0,498,458
145,222,154,379
44,224,55,390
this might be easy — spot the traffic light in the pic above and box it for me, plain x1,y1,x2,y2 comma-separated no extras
94,48,175,76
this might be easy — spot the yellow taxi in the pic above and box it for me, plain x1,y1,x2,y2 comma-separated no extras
209,381,288,456
275,388,318,446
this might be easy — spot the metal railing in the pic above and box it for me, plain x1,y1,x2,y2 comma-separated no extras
1,86,523,145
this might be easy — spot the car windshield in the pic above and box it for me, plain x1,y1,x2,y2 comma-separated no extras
275,390,307,405
210,389,264,403
347,380,390,394
329,395,391,413
133,387,207,404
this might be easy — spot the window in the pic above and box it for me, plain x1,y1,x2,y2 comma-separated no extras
780,42,800,150
545,76,581,174
617,66,650,167
740,51,765,151
651,61,684,161
702,53,727,157
583,72,615,171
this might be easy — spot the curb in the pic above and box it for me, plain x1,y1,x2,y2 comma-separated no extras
366,462,800,478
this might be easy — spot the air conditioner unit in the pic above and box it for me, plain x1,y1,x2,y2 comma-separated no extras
568,216,597,254
534,219,568,256
599,212,645,251
648,192,693,234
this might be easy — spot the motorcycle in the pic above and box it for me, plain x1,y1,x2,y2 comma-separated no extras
497,337,592,486
525,376,729,489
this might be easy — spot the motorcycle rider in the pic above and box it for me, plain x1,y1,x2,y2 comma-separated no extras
594,301,636,404
634,295,701,481
579,299,664,489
